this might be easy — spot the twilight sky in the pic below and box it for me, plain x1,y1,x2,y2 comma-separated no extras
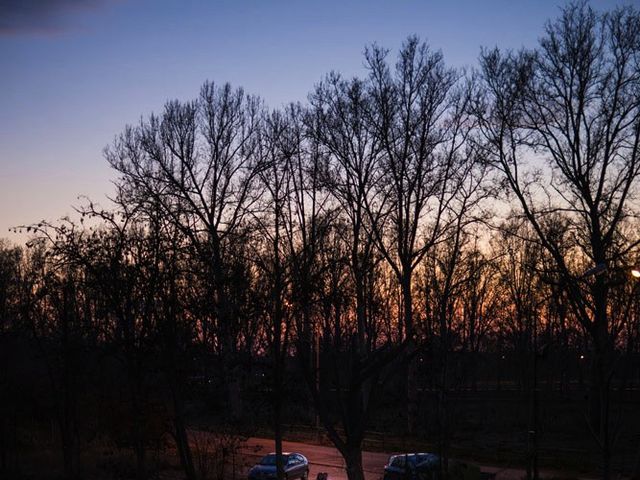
0,0,632,244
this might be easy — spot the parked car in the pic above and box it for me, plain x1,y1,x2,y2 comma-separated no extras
384,453,439,480
383,453,485,480
248,453,309,480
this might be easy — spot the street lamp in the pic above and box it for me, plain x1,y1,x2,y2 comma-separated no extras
580,263,640,282
580,262,608,278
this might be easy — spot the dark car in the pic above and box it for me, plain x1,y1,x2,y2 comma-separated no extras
248,453,309,480
384,453,484,480
384,453,439,480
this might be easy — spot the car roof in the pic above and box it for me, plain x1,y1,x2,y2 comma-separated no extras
389,453,437,463
390,453,433,458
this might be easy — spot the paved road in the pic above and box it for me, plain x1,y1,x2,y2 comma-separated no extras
236,437,554,480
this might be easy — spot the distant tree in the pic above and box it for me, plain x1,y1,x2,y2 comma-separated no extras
28,209,178,480
492,221,548,480
0,241,26,475
492,221,543,391
418,170,489,476
455,240,501,390
20,222,91,480
252,108,297,480
366,36,476,433
145,216,199,480
88,198,213,480
0,241,22,334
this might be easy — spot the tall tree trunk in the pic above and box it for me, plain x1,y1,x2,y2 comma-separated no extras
274,318,285,480
274,383,285,480
402,275,418,435
128,365,146,480
590,284,611,480
343,444,365,480
172,389,196,480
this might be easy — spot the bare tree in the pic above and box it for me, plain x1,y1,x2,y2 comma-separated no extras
106,81,266,419
417,161,489,476
299,72,404,480
18,221,93,480
252,108,298,480
365,36,475,433
477,3,640,477
0,241,23,475
455,240,501,391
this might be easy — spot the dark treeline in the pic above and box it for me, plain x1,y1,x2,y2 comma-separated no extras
2,3,640,480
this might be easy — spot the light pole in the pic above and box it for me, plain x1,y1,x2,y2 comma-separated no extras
527,309,540,480
629,267,640,480
315,328,320,435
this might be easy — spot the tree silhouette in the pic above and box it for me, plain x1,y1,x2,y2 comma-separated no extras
477,3,640,478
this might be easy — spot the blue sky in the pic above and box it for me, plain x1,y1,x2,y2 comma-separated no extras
0,0,632,244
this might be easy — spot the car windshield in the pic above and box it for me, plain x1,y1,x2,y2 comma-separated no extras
260,454,288,466
409,454,437,467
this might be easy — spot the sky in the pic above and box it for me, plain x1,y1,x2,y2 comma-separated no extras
0,0,633,245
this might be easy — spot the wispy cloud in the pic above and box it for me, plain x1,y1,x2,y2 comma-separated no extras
0,0,116,36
